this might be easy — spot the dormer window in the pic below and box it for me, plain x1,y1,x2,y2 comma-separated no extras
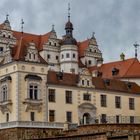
126,82,132,89
56,72,63,80
97,71,102,77
112,68,119,76
104,79,110,86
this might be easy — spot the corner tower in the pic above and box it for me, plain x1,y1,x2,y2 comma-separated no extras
60,4,78,74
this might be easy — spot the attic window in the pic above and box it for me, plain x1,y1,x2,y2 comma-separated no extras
112,68,119,76
56,72,63,80
97,71,102,77
104,79,110,86
127,82,132,89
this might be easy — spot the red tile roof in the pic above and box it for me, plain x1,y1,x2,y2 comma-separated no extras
47,71,140,94
11,30,51,63
78,39,90,57
89,58,140,78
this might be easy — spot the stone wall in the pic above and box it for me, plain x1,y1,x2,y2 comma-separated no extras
0,127,63,140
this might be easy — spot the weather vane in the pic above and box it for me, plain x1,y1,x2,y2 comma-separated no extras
68,3,71,21
21,19,24,34
133,42,139,58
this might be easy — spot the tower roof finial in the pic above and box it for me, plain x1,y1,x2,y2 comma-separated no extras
6,14,9,21
92,32,95,39
68,3,71,21
133,42,139,58
52,24,55,32
21,19,24,34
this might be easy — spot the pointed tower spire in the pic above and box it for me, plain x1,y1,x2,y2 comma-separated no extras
91,32,95,39
3,14,11,30
68,3,71,21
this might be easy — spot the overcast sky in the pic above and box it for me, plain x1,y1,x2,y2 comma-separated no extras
0,0,140,62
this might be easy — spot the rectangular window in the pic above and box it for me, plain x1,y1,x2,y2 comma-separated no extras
30,112,35,121
66,53,70,58
65,90,72,104
100,95,107,107
88,60,91,65
6,113,9,122
87,80,90,86
116,115,120,123
48,89,55,102
129,98,135,110
49,110,55,122
82,80,84,85
83,94,91,101
29,85,38,100
66,111,72,123
115,96,121,108
47,54,50,59
130,116,134,123
73,53,75,58
101,114,107,123
0,47,3,52
56,55,59,60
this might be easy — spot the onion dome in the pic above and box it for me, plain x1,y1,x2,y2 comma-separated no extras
65,20,73,30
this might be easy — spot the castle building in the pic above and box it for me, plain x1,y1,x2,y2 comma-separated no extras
0,12,140,129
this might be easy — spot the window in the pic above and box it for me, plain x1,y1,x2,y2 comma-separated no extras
82,80,84,85
3,34,5,38
48,89,55,102
130,116,134,123
29,84,38,100
66,53,70,58
49,42,51,45
87,80,90,86
73,53,75,58
88,60,91,65
30,112,35,121
129,98,135,110
116,115,120,123
6,113,9,122
33,54,36,60
1,85,8,101
8,35,11,38
83,93,91,101
29,53,31,59
66,111,72,123
56,55,59,60
65,90,72,104
101,114,107,123
100,95,107,107
115,96,121,108
0,47,3,52
54,43,56,46
49,110,55,122
47,54,50,59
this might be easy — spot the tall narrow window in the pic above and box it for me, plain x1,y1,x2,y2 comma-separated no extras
47,54,50,59
116,115,120,123
29,84,38,100
129,98,135,110
6,113,9,122
66,53,70,58
65,91,72,104
88,60,91,65
30,112,35,121
115,96,121,108
49,110,55,122
100,95,107,107
66,111,72,123
48,89,55,102
73,53,75,58
1,85,8,101
130,116,134,123
101,114,107,123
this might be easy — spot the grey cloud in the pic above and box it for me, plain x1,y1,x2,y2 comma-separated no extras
0,0,139,62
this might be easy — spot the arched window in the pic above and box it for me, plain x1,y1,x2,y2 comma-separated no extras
28,84,39,100
3,34,6,38
1,85,8,101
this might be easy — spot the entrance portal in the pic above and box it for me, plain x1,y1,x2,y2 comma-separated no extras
83,113,91,124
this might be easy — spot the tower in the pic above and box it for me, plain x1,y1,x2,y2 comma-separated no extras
60,3,78,74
